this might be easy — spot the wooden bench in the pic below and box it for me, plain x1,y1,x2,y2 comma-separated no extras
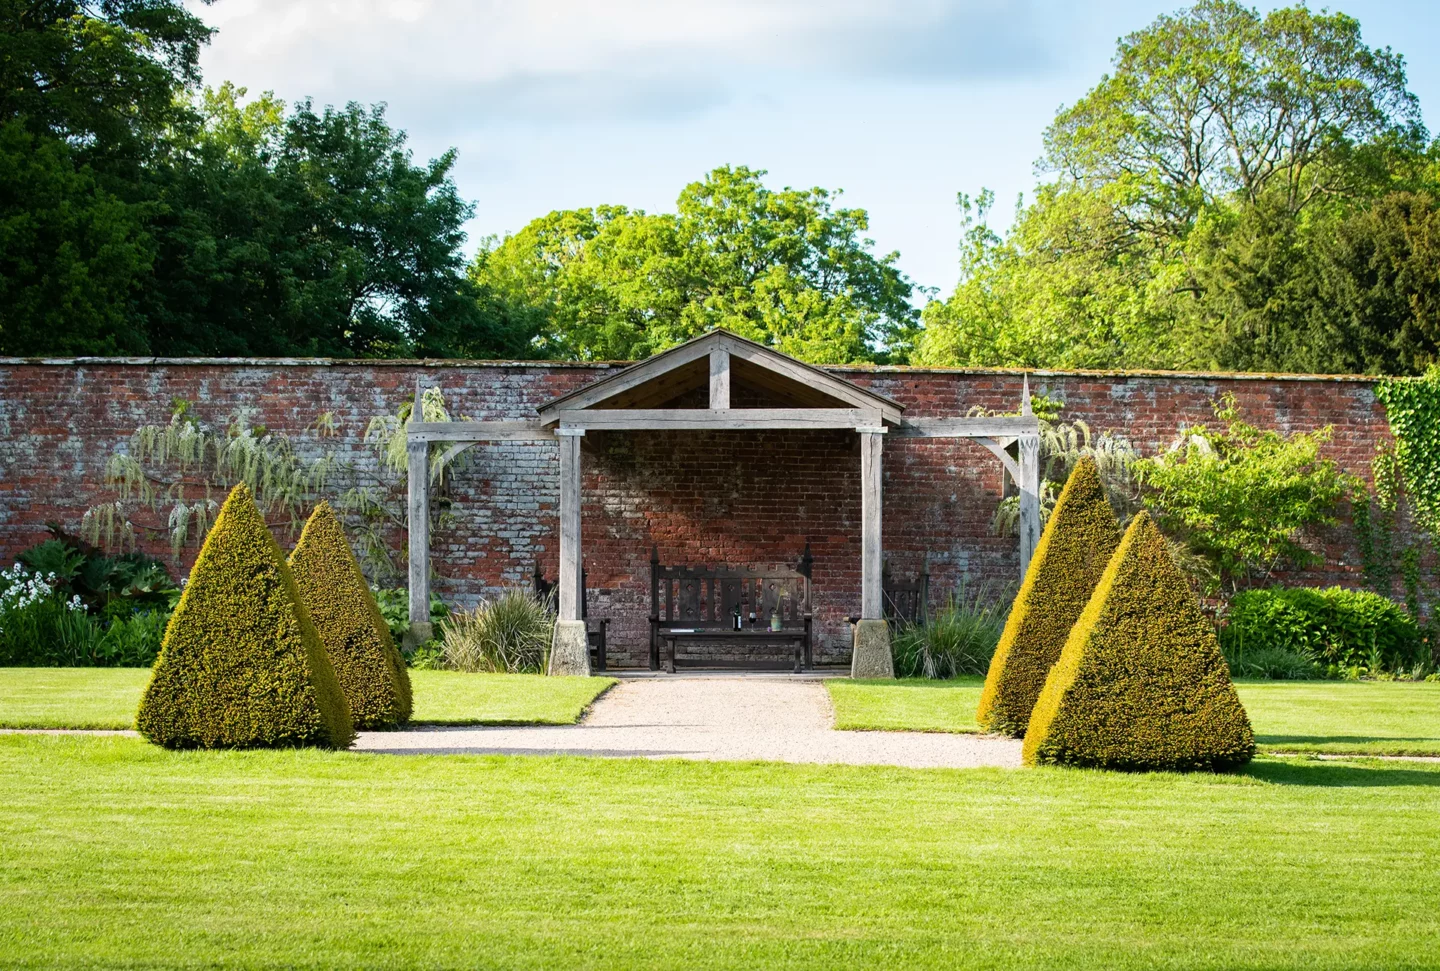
882,555,930,627
649,545,814,673
533,563,610,671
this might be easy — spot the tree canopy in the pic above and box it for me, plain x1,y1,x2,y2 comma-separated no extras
920,0,1440,376
0,2,510,358
470,165,918,364
5,0,1440,373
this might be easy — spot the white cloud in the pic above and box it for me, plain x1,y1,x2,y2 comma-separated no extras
195,0,1053,123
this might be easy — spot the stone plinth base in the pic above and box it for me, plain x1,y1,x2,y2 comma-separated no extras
851,620,895,679
548,621,592,677
402,621,434,652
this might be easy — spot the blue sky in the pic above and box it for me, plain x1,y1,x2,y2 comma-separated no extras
195,0,1440,297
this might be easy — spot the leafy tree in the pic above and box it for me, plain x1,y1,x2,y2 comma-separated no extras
0,119,152,353
0,0,213,173
0,0,210,354
1134,394,1351,590
142,89,506,357
473,165,918,363
1044,0,1422,239
921,1,1434,376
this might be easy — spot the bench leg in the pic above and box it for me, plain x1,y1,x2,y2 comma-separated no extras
666,637,676,675
794,638,802,674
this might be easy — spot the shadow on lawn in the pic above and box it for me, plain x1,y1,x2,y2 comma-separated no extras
1245,759,1440,788
1258,735,1440,746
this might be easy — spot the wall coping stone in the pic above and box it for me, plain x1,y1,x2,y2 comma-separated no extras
0,357,1385,385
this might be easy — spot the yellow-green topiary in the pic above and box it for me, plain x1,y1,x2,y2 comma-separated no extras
288,502,412,728
136,484,354,749
977,457,1122,736
1023,511,1255,771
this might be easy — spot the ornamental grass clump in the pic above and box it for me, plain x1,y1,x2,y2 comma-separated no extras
136,484,353,749
891,580,1009,679
288,502,412,728
977,457,1122,736
1023,511,1255,772
441,589,554,674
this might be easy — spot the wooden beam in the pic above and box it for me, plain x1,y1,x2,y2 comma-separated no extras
407,421,555,443
406,439,431,637
537,339,716,419
556,408,873,431
892,416,1039,439
1018,431,1041,581
860,429,885,620
708,346,730,409
724,336,904,422
557,429,584,622
974,436,1022,482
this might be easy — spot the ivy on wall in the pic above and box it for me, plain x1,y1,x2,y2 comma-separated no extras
1376,369,1440,539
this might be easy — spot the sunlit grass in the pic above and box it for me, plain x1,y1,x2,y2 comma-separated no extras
1,735,1438,969
0,668,614,730
827,677,1440,755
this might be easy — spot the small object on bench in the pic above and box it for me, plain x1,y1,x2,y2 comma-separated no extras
533,561,610,671
882,554,930,627
649,544,814,674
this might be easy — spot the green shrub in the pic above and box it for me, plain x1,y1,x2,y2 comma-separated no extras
373,586,449,663
18,530,180,614
1222,587,1423,673
978,457,1122,736
1024,512,1255,772
1134,395,1349,591
1225,644,1322,680
136,484,354,749
441,589,554,674
93,609,170,667
0,564,98,665
892,580,1009,679
288,503,412,729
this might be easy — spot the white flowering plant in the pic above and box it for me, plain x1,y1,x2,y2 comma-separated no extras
0,563,98,665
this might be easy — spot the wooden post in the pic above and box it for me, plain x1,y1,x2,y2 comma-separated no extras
708,346,731,409
557,428,585,622
1017,373,1041,580
406,437,431,642
859,427,886,620
1018,432,1041,581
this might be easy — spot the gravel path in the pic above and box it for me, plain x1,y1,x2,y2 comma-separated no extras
354,677,1024,769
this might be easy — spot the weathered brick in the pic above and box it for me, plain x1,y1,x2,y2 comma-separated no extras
0,358,1394,666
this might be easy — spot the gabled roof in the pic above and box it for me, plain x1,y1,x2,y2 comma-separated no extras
535,330,904,423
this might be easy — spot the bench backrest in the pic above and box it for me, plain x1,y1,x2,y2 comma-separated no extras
651,544,812,630
532,562,593,620
882,556,930,627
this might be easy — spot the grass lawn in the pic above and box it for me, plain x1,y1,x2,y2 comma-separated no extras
828,676,985,732
828,677,1440,755
2,736,1439,969
0,668,614,730
1238,679,1440,755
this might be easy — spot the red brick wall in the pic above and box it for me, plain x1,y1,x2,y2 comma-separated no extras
0,359,1390,666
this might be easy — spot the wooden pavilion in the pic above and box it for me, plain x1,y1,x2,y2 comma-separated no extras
405,330,1041,677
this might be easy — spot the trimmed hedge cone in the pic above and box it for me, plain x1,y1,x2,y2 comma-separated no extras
1023,511,1255,772
288,502,413,728
136,484,354,749
977,457,1122,736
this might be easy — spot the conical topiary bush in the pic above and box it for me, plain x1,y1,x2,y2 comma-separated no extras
1023,511,1255,771
288,502,412,729
136,484,354,749
977,457,1122,736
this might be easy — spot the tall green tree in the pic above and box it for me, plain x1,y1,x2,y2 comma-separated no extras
143,88,507,357
0,0,211,355
920,0,1434,375
473,165,918,363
